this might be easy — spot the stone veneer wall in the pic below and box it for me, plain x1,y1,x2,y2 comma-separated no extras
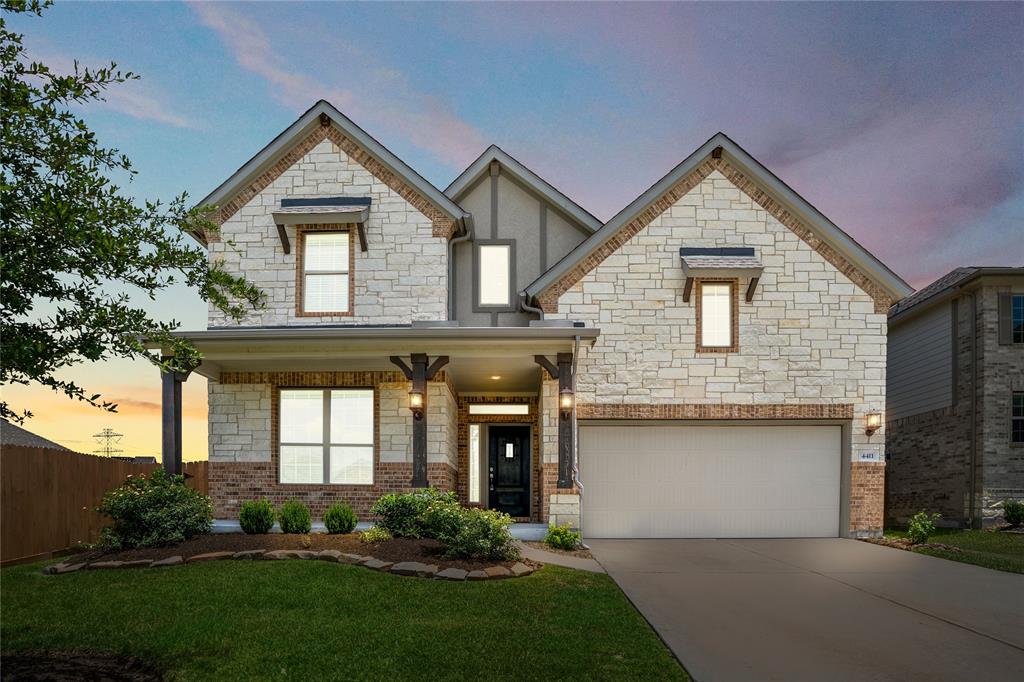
208,371,457,519
207,137,448,327
547,170,889,536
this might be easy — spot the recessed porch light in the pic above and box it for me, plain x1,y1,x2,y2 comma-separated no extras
490,375,502,380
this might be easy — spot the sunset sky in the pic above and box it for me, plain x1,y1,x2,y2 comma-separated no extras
4,1,1022,460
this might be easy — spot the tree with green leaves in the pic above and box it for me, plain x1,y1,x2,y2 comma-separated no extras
0,0,264,422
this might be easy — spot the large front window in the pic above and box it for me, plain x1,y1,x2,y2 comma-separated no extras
301,231,351,314
279,389,373,484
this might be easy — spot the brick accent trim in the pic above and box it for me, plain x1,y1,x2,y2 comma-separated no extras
537,156,894,314
294,224,356,318
695,278,740,353
576,403,854,420
210,125,458,240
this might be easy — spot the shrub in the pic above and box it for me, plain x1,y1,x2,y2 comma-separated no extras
371,488,459,538
442,508,519,561
278,499,312,534
97,469,212,549
1003,499,1024,527
544,523,581,551
361,526,391,543
324,503,358,534
907,511,940,545
239,499,275,534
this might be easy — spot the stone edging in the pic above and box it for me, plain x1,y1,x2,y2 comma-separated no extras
42,549,536,582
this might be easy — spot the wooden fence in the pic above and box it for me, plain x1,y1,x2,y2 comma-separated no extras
1,445,208,565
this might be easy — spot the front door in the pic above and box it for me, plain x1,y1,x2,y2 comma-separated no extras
488,425,530,517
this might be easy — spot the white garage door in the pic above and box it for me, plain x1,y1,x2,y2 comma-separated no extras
580,424,842,538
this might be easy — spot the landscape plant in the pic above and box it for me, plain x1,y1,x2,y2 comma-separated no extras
441,507,519,561
277,500,312,534
371,488,459,538
1002,499,1024,528
97,470,212,549
907,511,941,545
360,526,391,543
544,523,582,551
238,499,275,534
323,502,357,534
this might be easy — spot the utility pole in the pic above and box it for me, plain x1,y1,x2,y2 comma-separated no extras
92,427,124,457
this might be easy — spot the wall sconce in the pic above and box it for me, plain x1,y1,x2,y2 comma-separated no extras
559,387,575,416
409,390,424,420
865,411,882,436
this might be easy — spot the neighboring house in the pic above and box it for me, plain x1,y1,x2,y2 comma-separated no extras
885,267,1024,528
154,100,911,539
0,419,71,451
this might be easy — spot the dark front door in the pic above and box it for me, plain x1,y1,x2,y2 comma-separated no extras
488,425,530,517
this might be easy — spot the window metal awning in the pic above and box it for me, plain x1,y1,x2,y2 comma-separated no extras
680,247,764,302
272,197,372,254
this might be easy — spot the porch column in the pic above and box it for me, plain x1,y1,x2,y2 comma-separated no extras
390,353,449,488
160,360,193,477
535,352,575,489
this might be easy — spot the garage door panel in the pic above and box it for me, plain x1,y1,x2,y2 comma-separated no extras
581,424,841,538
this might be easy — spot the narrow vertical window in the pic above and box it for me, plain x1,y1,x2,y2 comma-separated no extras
302,231,350,313
478,244,511,307
1013,295,1024,344
1012,392,1024,444
469,424,481,504
698,281,735,350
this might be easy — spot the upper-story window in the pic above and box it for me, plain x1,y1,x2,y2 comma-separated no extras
1012,392,1024,444
1013,295,1023,343
476,241,514,310
299,230,351,315
696,279,737,352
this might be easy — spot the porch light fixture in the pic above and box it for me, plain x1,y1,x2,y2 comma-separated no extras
408,390,424,420
865,411,882,436
559,387,575,416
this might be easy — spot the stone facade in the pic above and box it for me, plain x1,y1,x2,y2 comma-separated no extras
547,170,888,536
886,281,1024,527
207,371,458,519
207,138,448,327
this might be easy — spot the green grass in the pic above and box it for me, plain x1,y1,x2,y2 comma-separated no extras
1,561,687,681
884,528,1024,574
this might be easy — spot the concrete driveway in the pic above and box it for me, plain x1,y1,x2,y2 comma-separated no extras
588,538,1024,682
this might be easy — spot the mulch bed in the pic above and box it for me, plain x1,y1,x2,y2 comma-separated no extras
862,537,963,554
1,651,162,681
74,534,534,572
523,541,593,560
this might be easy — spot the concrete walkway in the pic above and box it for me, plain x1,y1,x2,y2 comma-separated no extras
517,542,604,573
589,538,1024,682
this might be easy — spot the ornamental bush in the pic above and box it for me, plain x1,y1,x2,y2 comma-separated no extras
907,511,941,545
1003,500,1024,527
371,488,459,538
239,499,275,534
544,523,582,551
278,499,312,534
360,526,392,544
97,469,212,549
324,502,358,534
441,508,519,561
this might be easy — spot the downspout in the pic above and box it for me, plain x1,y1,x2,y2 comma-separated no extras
968,290,979,528
447,216,474,320
570,334,584,538
520,292,545,319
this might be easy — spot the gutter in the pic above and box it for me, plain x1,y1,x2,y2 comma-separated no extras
447,215,475,320
570,334,585,540
520,292,545,319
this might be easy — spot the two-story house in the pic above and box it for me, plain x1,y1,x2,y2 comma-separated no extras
155,101,911,538
886,267,1024,528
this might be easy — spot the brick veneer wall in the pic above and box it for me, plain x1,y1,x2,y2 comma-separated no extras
207,370,458,520
850,462,885,536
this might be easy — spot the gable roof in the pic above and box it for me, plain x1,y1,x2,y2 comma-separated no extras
889,266,1024,321
195,100,469,243
445,145,601,233
524,132,913,312
0,419,72,451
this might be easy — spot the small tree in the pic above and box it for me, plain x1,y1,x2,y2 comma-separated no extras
0,1,263,422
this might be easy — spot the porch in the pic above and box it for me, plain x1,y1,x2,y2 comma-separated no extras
153,324,598,525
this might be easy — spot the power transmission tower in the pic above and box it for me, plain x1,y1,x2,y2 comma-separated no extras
93,428,124,457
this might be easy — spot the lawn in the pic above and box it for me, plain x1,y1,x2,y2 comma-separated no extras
1,560,688,681
884,528,1024,574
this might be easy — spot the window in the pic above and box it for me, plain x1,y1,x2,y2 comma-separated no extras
279,389,373,484
468,424,481,504
1013,392,1024,444
1014,295,1024,344
477,243,512,308
468,403,529,415
697,280,736,351
301,231,350,314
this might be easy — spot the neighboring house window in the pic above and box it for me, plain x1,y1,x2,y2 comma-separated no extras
476,242,513,309
1014,295,1024,344
1013,392,1024,444
279,389,373,484
696,279,737,352
300,230,351,315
